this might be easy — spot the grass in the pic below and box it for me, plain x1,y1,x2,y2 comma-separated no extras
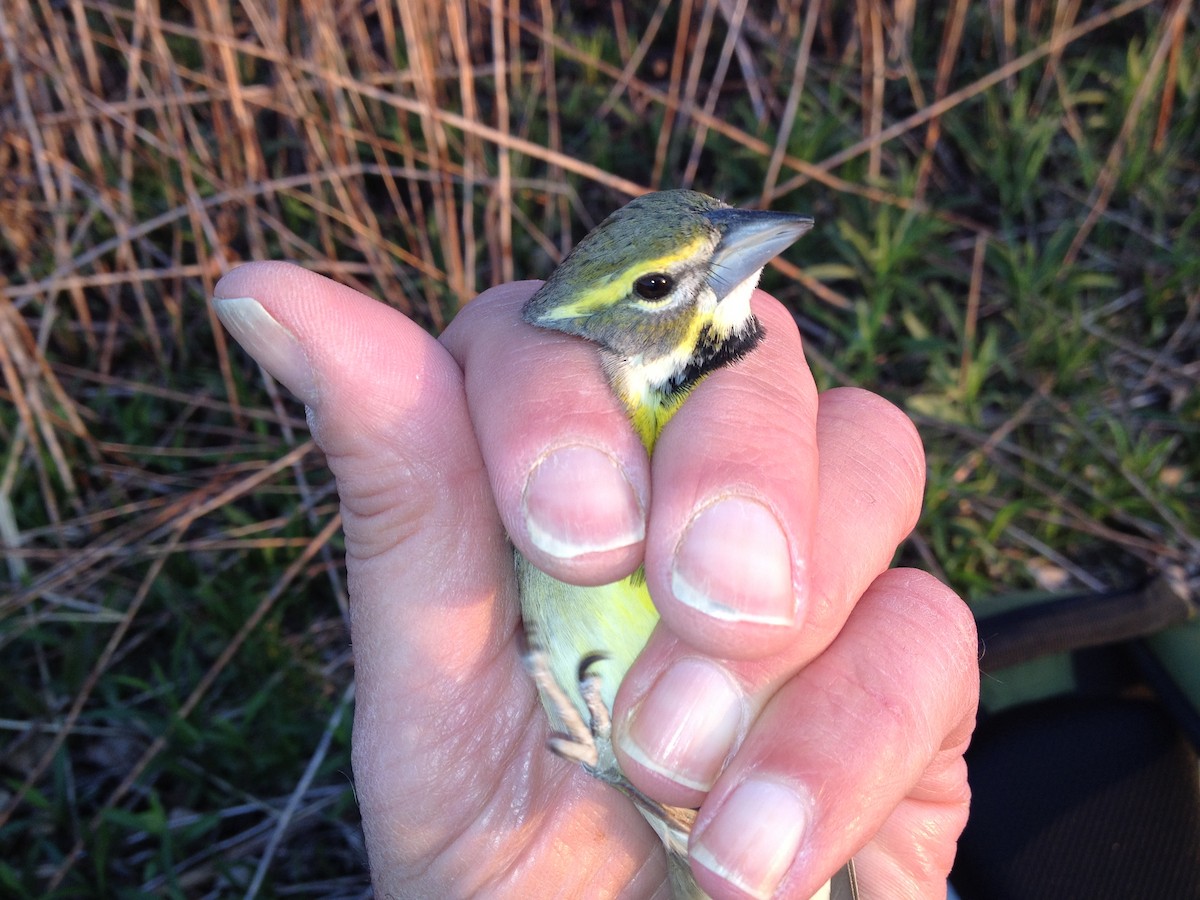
1,0,1197,895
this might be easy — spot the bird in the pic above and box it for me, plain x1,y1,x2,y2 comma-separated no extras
518,190,850,899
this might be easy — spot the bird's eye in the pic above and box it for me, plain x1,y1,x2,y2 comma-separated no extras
634,273,674,301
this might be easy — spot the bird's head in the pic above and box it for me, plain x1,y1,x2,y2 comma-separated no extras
523,190,813,450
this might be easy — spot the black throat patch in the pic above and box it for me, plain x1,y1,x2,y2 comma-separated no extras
661,315,766,400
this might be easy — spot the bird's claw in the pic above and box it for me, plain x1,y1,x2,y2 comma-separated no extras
576,652,613,743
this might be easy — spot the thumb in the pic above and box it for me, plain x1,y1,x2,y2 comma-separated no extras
212,261,524,875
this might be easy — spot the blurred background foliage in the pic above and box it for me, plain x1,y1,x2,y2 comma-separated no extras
1,0,1196,895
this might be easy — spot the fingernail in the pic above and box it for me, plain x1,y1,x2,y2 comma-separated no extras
619,658,744,791
522,445,644,559
671,498,796,625
690,778,811,900
212,296,317,404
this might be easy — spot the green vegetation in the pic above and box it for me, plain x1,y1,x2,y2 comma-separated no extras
1,1,1196,895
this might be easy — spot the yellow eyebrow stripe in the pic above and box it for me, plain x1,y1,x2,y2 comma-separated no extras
539,234,708,320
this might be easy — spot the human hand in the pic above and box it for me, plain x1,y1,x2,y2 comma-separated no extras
213,261,978,899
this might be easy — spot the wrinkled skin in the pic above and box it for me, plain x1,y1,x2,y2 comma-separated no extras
213,262,979,900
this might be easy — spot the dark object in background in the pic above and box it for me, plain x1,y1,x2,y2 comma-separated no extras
953,569,1200,899
953,696,1200,900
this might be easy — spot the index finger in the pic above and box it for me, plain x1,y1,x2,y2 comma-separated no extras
441,282,653,587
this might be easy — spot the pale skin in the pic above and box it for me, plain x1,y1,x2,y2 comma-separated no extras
213,261,979,900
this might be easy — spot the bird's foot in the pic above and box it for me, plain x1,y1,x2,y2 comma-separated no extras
523,646,689,822
522,646,616,773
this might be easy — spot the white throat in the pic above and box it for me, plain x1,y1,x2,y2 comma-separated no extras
710,269,761,338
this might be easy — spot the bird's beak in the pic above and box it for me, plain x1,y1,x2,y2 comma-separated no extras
703,208,814,301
